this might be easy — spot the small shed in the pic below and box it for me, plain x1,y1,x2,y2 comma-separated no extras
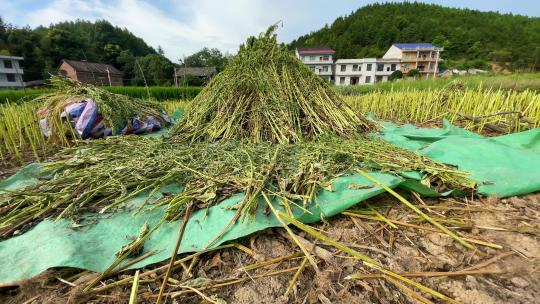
175,67,217,85
58,60,123,86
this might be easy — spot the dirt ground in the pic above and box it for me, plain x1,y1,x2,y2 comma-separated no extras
1,191,538,304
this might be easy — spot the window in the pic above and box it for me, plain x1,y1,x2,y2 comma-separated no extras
377,64,384,71
352,64,358,71
322,55,329,61
376,75,383,82
310,56,315,61
4,60,13,69
366,64,372,71
386,67,390,72
6,74,16,82
365,76,371,83
322,66,329,72
339,77,345,84
340,65,346,72
391,64,396,71
405,53,411,59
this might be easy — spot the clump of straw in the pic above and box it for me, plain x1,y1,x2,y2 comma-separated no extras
173,25,374,144
0,135,473,238
35,76,168,144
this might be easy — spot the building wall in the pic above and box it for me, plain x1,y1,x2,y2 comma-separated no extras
334,59,400,86
58,62,78,80
295,51,334,82
383,46,441,77
304,63,334,79
0,57,25,88
298,54,334,64
401,50,439,75
382,45,402,59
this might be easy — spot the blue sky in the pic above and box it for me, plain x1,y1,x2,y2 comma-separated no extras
1,0,539,61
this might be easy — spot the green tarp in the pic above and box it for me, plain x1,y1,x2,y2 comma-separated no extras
1,121,539,283
378,120,540,197
0,169,404,283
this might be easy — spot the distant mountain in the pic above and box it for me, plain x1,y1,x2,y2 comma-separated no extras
290,2,540,70
0,19,164,82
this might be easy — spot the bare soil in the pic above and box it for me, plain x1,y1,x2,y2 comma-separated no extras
1,191,538,304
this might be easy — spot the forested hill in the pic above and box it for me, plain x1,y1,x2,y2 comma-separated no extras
290,3,540,70
0,19,174,84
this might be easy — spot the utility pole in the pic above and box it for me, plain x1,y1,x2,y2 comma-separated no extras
433,48,440,78
136,58,150,99
105,67,112,86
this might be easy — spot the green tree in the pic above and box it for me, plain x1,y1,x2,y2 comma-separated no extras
133,54,174,86
182,47,230,71
289,2,540,69
488,49,512,63
103,43,122,65
0,19,159,81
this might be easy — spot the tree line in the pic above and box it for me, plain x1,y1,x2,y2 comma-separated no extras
0,18,230,85
2,2,538,86
289,2,540,71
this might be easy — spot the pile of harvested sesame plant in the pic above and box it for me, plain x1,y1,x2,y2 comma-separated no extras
0,26,474,237
173,25,373,144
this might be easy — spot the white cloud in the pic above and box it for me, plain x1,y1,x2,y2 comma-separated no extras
2,0,360,61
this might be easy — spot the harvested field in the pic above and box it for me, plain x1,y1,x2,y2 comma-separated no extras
345,87,540,134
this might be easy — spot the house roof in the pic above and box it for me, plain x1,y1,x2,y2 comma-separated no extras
393,43,439,50
296,47,335,55
62,60,122,75
175,67,217,77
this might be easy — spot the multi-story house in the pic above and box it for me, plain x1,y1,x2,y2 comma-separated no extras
295,47,335,82
334,58,401,86
383,43,442,78
0,55,24,89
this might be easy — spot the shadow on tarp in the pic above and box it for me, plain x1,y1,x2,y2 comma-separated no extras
1,119,540,283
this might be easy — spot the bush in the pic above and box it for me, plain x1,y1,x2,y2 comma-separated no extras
389,70,403,81
407,69,420,77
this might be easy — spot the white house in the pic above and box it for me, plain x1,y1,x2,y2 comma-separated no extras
0,55,24,89
334,58,401,86
295,47,335,82
383,43,442,78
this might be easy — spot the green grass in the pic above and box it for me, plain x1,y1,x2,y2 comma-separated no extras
3,74,538,103
0,86,203,104
335,73,540,95
106,86,202,100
